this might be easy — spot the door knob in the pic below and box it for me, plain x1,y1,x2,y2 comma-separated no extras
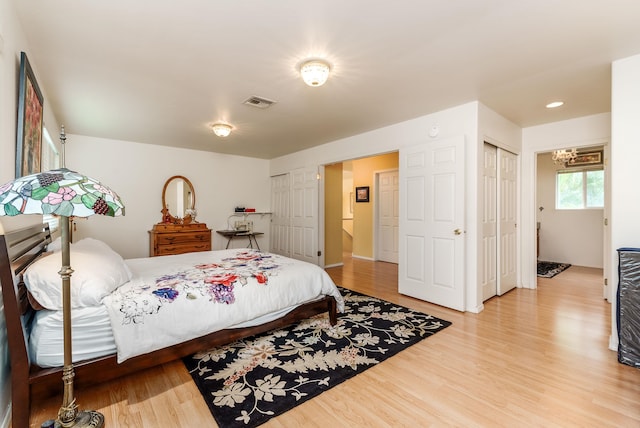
454,228,463,235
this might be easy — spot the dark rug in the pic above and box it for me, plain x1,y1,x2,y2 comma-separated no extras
183,287,451,427
537,261,571,278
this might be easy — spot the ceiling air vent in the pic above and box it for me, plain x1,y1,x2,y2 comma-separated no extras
243,96,277,109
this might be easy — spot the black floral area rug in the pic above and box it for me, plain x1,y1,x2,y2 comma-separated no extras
183,287,451,427
537,261,572,278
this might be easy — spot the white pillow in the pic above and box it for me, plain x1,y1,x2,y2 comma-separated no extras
47,236,62,252
25,238,132,310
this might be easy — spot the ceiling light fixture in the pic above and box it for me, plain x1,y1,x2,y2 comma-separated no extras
552,148,577,166
212,123,232,137
546,101,564,109
299,59,331,87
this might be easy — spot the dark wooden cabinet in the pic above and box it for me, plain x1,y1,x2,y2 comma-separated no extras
149,222,211,256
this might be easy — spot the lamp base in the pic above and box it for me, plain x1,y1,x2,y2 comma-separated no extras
72,410,104,428
48,410,105,428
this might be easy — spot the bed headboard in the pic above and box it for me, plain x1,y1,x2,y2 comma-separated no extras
0,223,52,366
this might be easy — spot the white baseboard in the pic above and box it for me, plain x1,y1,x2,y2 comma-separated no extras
467,303,484,314
609,334,619,352
351,254,375,261
324,262,344,269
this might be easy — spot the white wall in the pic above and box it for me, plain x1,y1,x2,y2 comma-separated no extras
271,102,478,175
610,53,640,350
478,103,522,155
65,134,271,259
521,113,611,289
536,152,603,267
0,10,60,188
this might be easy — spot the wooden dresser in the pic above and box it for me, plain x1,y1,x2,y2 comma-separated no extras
149,222,211,256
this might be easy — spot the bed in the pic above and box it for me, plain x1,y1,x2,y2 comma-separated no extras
1,223,343,427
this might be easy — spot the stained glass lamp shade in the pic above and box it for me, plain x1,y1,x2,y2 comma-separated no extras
0,167,124,218
0,167,124,428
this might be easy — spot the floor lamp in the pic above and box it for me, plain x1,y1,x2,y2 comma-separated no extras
0,160,124,426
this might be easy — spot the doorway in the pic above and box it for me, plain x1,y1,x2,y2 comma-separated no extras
535,146,608,299
323,153,399,268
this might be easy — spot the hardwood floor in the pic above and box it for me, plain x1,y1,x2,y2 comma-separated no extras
27,259,640,427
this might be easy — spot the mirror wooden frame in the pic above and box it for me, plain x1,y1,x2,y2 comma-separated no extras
161,175,196,224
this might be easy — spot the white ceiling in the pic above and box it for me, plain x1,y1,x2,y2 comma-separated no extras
11,0,640,159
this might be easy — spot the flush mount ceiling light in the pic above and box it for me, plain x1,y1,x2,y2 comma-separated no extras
299,59,331,87
212,123,232,137
546,101,564,109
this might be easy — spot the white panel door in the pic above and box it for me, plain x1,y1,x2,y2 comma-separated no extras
377,170,399,263
498,149,518,295
399,136,466,311
291,167,319,265
270,174,290,257
482,143,498,301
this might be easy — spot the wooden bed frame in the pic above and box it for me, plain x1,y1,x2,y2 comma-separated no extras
0,224,338,427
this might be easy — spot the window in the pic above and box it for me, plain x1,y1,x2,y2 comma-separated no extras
41,127,59,170
556,168,604,209
41,127,61,231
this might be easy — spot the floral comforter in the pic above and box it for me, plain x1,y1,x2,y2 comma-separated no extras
103,249,344,363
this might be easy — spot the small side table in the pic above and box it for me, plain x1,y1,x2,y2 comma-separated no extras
216,230,264,251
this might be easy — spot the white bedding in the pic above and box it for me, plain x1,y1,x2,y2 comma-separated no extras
103,249,344,363
30,305,117,367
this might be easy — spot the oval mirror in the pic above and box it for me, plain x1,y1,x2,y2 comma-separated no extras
161,175,195,223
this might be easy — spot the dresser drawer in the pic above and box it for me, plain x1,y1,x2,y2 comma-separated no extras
149,224,212,257
156,231,210,245
156,242,211,256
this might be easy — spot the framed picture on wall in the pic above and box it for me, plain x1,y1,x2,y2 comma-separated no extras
15,51,44,178
355,186,370,203
568,150,603,167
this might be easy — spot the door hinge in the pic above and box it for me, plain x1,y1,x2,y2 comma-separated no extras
604,218,608,226
604,278,608,286
317,250,322,257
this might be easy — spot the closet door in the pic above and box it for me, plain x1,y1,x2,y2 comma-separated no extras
270,173,290,257
498,149,518,295
481,144,498,301
290,167,319,265
481,144,518,300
